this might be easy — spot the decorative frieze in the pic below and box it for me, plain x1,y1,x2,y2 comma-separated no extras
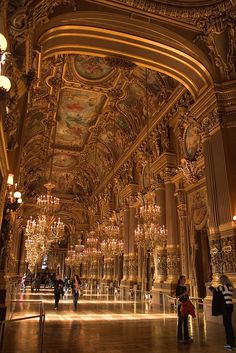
166,252,180,278
209,238,223,274
154,248,167,282
201,109,222,139
221,236,236,273
128,253,138,281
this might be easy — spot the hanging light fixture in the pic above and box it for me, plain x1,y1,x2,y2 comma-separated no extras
134,68,167,252
25,121,64,268
5,174,23,212
0,33,11,93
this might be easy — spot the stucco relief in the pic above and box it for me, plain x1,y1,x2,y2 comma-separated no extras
188,190,208,230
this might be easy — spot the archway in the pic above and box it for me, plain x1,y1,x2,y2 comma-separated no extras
36,11,214,99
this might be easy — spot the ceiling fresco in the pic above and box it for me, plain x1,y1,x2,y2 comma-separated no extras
74,55,112,80
52,154,79,169
56,88,106,149
22,53,179,200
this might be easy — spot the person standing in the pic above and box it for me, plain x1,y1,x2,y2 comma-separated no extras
209,275,235,351
71,274,82,310
53,275,64,310
175,275,193,343
21,273,27,292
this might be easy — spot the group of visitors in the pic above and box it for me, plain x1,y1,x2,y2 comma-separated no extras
53,274,82,310
21,270,235,348
176,274,235,351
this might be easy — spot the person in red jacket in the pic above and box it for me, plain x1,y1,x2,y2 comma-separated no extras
175,275,193,344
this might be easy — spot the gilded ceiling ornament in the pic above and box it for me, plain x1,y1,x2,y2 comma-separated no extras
179,158,202,185
105,57,136,70
99,0,233,26
159,167,176,182
201,109,222,138
194,9,236,79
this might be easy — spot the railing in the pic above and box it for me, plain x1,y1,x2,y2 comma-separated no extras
0,300,45,353
161,293,205,317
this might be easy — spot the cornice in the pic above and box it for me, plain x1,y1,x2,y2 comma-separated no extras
91,0,233,28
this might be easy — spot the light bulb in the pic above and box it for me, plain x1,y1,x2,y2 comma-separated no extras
0,33,7,52
7,173,14,185
0,75,11,91
13,191,21,199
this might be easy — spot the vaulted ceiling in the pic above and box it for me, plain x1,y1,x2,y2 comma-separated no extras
21,54,178,202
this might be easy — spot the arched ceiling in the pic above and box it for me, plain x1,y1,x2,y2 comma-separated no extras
22,54,179,201
7,0,219,226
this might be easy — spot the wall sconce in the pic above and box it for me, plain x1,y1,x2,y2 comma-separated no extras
5,173,23,212
0,33,11,93
233,215,236,222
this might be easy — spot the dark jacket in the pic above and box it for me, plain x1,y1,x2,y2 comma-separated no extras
176,285,189,303
210,287,226,316
54,279,64,294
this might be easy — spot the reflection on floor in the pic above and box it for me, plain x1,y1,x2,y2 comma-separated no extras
2,288,226,353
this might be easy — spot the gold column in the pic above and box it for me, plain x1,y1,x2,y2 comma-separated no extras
176,183,190,279
164,171,180,284
153,175,167,283
202,106,236,284
127,204,138,283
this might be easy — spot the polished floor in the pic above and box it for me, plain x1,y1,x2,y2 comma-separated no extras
1,287,229,353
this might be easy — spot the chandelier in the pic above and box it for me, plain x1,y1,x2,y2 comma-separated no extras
83,231,101,259
26,215,64,243
37,182,60,214
65,242,85,268
99,213,124,256
100,238,124,256
134,223,167,250
134,69,167,251
139,202,161,223
25,122,65,268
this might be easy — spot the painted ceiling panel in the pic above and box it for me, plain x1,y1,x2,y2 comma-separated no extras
75,55,112,80
22,53,180,198
56,88,106,148
53,154,79,168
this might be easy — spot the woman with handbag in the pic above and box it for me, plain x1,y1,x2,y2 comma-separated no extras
175,275,193,344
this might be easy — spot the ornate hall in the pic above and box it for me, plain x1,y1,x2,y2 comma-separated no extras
0,0,235,352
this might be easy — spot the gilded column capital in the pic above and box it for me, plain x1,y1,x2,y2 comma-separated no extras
151,174,165,190
201,108,222,140
160,167,176,183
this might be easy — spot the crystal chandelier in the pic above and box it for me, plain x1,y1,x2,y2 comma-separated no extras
139,202,161,223
99,213,124,256
65,243,85,268
134,69,167,251
134,223,167,250
37,182,60,214
25,214,64,270
25,123,65,268
84,231,101,259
